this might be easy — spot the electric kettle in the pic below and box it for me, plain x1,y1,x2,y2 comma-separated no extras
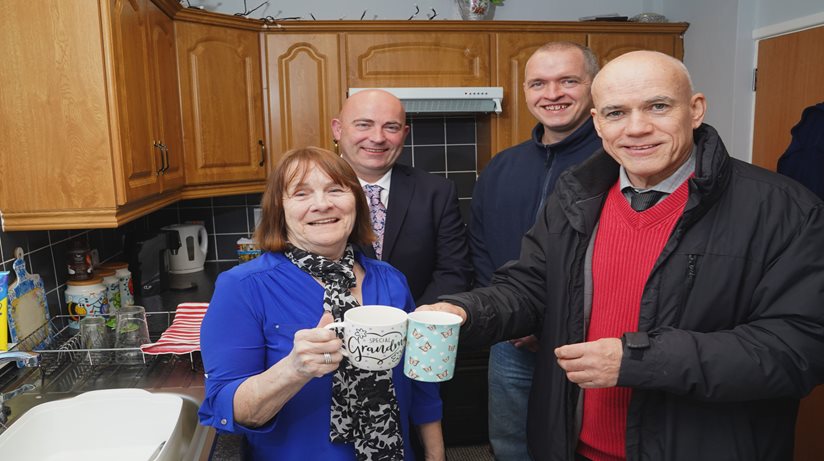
161,224,208,274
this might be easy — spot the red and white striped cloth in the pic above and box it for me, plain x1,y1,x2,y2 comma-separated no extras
140,303,208,355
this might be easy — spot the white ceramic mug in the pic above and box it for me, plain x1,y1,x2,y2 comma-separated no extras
325,305,408,371
404,311,462,382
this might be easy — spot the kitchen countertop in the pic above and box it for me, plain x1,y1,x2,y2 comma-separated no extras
139,261,237,313
134,261,247,460
0,260,244,460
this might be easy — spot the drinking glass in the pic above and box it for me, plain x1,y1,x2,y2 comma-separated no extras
114,305,150,364
79,315,110,364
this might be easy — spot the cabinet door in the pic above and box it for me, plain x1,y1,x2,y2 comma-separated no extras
110,0,163,200
176,22,266,185
146,0,184,192
493,32,587,156
587,33,684,66
265,33,342,164
346,32,491,87
0,0,119,228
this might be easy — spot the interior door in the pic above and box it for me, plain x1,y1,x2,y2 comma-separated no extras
751,24,824,461
752,25,824,170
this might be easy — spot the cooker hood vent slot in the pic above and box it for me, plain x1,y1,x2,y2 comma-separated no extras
349,87,504,114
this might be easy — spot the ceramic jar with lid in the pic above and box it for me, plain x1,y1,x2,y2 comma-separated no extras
65,277,108,328
96,267,121,313
98,262,134,307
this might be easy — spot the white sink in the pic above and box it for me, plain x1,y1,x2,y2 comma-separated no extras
0,388,186,461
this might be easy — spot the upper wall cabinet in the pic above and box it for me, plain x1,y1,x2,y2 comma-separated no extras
0,0,184,231
587,31,684,66
265,33,343,156
0,8,687,230
111,0,185,201
346,32,491,88
146,1,186,193
259,21,687,165
175,21,267,188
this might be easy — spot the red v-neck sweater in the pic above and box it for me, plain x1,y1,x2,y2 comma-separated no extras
577,179,689,461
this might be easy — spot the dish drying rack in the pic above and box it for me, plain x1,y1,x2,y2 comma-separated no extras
8,312,199,381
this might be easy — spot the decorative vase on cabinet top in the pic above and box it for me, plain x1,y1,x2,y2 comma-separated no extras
456,0,496,20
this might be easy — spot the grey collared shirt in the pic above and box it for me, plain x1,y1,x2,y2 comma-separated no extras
619,145,697,204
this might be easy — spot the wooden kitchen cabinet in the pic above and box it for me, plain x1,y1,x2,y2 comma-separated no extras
110,0,184,201
1,11,688,230
345,32,491,88
175,21,267,187
0,0,184,230
587,31,684,66
261,21,685,161
264,33,343,161
146,0,186,193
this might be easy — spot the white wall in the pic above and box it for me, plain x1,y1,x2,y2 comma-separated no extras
662,0,740,155
661,0,824,162
755,0,823,29
660,0,759,161
196,0,649,21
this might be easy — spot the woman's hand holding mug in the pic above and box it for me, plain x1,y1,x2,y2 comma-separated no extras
288,313,343,379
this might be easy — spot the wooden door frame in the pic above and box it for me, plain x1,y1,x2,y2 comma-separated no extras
750,12,824,169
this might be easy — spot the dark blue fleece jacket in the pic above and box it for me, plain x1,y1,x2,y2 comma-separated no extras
777,102,824,201
470,120,601,286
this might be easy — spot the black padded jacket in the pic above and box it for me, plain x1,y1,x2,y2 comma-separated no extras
443,124,824,460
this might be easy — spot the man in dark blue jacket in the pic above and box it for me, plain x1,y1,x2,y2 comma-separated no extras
777,102,824,200
469,42,601,460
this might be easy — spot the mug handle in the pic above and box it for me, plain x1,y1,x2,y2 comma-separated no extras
324,322,349,358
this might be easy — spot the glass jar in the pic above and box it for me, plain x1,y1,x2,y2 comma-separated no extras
65,277,108,328
98,262,134,307
66,240,93,281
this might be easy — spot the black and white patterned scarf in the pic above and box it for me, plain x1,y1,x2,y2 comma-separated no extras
284,244,404,461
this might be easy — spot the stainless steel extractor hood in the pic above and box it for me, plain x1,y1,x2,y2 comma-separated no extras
348,87,504,114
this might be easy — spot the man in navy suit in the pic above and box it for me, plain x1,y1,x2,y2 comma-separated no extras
331,89,472,306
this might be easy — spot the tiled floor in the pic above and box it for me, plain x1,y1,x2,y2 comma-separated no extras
209,435,493,460
446,444,494,460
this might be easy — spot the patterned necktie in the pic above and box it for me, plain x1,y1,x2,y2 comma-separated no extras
363,184,387,259
628,189,667,212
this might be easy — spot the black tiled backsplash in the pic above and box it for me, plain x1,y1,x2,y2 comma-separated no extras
0,193,262,319
0,114,479,320
403,115,479,223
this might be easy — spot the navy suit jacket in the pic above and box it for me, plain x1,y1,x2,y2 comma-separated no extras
359,163,472,305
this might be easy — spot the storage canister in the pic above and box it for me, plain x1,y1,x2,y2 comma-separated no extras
98,262,134,307
65,277,108,328
66,240,93,281
96,267,120,313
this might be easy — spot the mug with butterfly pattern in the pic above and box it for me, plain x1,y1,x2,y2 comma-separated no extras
403,311,462,382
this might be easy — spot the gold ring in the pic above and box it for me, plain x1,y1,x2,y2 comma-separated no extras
323,352,332,365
